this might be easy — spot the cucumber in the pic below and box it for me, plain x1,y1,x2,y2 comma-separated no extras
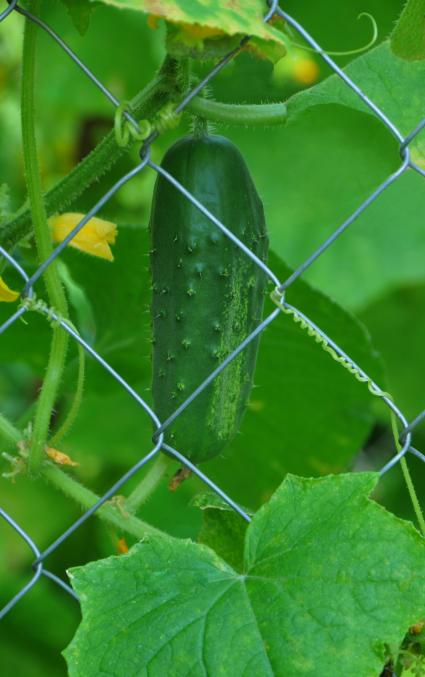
150,133,269,463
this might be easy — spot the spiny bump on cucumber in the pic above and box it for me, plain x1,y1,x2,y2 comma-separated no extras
149,133,269,463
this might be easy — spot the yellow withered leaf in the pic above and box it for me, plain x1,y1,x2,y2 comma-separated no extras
45,447,80,467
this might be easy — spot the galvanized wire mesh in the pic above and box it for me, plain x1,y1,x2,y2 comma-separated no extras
0,2,424,670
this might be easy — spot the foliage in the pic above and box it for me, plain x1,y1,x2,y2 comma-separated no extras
1,0,425,675
391,0,425,61
65,474,425,676
62,0,287,61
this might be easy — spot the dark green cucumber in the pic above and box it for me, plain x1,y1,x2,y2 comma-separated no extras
149,133,269,463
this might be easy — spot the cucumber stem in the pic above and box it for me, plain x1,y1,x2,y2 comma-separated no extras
187,97,287,127
192,114,209,137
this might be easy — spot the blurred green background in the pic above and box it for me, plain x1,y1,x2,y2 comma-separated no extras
2,0,425,674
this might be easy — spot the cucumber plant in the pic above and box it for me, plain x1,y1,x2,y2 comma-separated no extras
1,1,425,676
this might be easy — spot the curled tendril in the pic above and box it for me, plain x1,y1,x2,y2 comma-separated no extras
286,12,378,58
270,288,391,400
114,101,181,148
154,102,182,134
21,294,63,329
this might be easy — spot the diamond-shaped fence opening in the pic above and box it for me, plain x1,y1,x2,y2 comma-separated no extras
1,2,425,673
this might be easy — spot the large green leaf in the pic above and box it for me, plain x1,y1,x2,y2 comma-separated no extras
0,225,151,388
65,473,425,676
224,103,425,312
63,224,151,390
360,283,425,420
285,41,425,167
59,0,96,35
37,3,163,118
391,0,425,61
87,0,286,61
194,492,250,571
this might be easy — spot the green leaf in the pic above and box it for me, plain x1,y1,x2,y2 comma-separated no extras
226,95,424,312
59,0,96,35
65,473,425,676
61,385,151,467
37,4,163,119
360,282,425,419
63,223,151,390
91,0,287,62
0,225,150,387
392,0,425,61
193,493,250,571
285,41,425,168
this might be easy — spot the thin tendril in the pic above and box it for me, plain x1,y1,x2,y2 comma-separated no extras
288,13,378,57
49,332,85,448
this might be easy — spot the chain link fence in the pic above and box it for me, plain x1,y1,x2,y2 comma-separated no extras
1,0,424,670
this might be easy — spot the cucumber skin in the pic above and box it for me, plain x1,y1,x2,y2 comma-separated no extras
150,134,269,463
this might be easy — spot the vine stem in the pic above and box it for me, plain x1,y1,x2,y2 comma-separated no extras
0,412,167,540
43,463,166,541
126,454,172,514
390,413,425,537
21,0,69,476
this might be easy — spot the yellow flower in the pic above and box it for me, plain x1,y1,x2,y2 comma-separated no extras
0,276,19,302
49,212,117,261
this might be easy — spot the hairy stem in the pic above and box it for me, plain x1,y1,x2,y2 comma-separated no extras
126,454,172,514
0,412,167,540
49,334,85,448
2,57,182,252
43,463,166,540
21,1,69,476
187,96,287,126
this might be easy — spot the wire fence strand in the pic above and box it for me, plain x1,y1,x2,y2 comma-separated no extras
0,5,424,675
